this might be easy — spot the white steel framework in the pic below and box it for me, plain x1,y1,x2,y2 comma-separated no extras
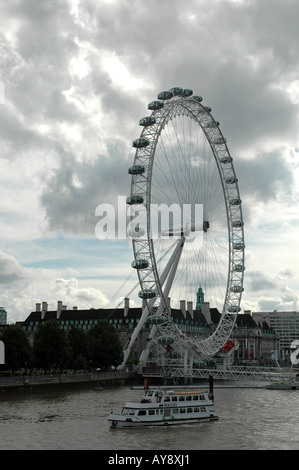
122,87,245,374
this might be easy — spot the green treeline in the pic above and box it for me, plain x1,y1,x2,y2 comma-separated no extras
0,319,123,371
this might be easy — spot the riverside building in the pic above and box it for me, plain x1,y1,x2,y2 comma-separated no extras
251,310,299,361
21,296,278,364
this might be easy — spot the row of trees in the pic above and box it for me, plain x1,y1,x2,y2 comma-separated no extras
0,319,123,371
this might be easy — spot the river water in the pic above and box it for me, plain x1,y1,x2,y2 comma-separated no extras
0,382,298,451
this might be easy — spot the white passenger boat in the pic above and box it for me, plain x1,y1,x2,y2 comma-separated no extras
266,380,297,390
108,388,218,428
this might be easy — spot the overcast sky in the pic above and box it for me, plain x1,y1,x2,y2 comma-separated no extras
0,0,299,323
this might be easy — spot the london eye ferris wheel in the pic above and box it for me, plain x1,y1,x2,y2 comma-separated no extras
122,87,245,371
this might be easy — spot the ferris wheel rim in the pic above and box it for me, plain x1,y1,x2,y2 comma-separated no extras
127,88,245,358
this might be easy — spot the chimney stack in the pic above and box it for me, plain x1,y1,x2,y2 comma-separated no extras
187,301,193,319
36,303,41,312
57,300,63,319
124,297,130,317
180,300,186,319
41,302,48,320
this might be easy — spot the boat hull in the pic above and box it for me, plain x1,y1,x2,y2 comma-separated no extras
108,413,219,428
266,383,297,390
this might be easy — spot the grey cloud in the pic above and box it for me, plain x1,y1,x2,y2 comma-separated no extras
41,140,130,235
247,270,277,292
236,150,294,201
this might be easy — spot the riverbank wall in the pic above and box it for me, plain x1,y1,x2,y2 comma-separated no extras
0,370,140,392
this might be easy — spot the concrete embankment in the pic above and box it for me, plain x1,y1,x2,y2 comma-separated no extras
0,370,139,391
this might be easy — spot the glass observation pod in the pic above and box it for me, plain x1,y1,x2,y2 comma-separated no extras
205,121,220,128
148,100,164,110
220,156,233,164
193,95,203,102
148,315,165,325
229,198,242,206
226,177,238,184
212,137,227,144
233,264,245,271
230,286,244,293
198,106,212,113
132,138,150,148
138,289,156,299
157,90,174,100
131,259,149,269
233,242,245,250
126,195,144,205
139,116,156,127
169,87,184,96
128,164,145,175
157,335,175,345
232,220,244,228
182,88,193,97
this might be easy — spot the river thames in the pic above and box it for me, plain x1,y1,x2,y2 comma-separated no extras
0,382,298,451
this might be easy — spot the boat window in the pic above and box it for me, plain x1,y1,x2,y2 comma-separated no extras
193,395,199,401
180,408,186,413
186,396,192,401
122,408,135,415
138,410,146,416
194,407,199,412
171,396,177,402
179,396,185,401
200,395,205,400
187,408,192,413
156,409,163,415
201,406,206,412
164,397,170,402
148,410,155,415
173,408,178,414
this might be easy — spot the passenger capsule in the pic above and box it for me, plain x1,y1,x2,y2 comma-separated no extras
230,198,242,206
212,137,227,144
131,259,149,269
220,156,232,164
232,220,244,228
230,286,244,293
157,335,175,345
132,138,150,148
233,242,245,250
193,95,203,102
148,100,164,110
138,289,156,299
233,264,245,271
157,90,173,100
169,87,184,96
205,121,220,128
128,164,145,175
225,177,238,184
182,88,193,97
148,315,165,325
126,195,144,205
139,116,156,127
